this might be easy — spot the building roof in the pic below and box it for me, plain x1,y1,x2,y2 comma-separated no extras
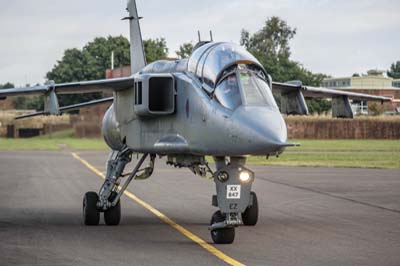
321,70,399,90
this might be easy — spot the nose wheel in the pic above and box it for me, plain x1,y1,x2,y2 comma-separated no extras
241,191,258,226
210,211,235,244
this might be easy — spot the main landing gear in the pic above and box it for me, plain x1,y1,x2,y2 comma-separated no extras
83,191,100,225
82,148,155,226
209,157,259,244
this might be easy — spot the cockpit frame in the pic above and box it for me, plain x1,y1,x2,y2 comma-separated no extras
188,42,269,92
211,64,278,112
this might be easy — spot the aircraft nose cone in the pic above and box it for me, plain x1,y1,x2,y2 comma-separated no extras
232,107,288,154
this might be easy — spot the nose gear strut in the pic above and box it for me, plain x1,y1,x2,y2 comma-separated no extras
209,156,258,244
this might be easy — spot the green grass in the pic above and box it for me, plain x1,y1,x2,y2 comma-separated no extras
59,138,108,150
285,139,400,152
248,152,400,169
0,129,108,151
0,132,399,169
246,139,400,169
0,138,60,151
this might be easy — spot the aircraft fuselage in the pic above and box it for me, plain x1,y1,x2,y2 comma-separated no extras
106,43,288,157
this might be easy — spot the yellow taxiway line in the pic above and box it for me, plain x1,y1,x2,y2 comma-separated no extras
71,152,245,266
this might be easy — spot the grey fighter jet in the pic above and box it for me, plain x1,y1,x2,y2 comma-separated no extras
0,0,390,244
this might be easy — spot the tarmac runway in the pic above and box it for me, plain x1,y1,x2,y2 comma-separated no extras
0,150,399,266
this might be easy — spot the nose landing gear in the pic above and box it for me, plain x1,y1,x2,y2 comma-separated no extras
242,191,258,226
210,211,235,244
209,157,259,244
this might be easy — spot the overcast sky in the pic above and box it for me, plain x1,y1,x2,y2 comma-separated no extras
0,0,399,86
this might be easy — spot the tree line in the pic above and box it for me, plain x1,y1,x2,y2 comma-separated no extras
1,17,399,115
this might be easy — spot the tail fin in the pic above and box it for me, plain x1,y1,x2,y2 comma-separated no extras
125,0,146,74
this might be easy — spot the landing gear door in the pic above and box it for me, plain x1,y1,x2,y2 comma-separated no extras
214,166,254,214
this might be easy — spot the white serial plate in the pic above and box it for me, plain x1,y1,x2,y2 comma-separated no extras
226,185,241,199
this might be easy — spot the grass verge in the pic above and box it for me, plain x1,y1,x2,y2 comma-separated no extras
245,139,400,169
0,129,107,151
0,132,399,169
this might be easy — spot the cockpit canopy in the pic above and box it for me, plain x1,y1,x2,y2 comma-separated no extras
188,42,266,89
188,42,278,112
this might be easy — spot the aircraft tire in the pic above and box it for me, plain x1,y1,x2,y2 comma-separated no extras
210,211,235,244
83,191,100,226
104,199,121,226
242,191,258,226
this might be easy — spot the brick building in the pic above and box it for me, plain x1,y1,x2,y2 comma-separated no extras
321,70,400,114
0,98,15,110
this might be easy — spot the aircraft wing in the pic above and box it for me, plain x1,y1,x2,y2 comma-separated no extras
271,81,391,118
0,77,131,117
272,81,390,101
0,76,135,98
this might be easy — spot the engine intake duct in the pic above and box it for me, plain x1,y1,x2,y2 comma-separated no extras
134,73,175,117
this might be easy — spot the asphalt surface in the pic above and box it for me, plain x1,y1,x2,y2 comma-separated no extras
0,151,399,266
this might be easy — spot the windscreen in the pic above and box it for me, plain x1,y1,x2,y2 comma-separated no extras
239,71,278,110
239,72,265,105
214,74,242,110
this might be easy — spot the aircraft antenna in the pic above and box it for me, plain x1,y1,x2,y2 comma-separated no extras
198,31,201,42
209,30,213,41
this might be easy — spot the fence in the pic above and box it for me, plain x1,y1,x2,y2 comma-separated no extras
285,116,400,139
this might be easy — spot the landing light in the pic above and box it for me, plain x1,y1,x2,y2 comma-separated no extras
239,171,251,182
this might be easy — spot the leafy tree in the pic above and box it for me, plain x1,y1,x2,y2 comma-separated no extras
84,36,131,74
388,61,400,79
143,38,168,63
306,99,331,115
0,82,44,110
176,42,194,59
48,36,131,83
0,82,15,89
369,102,384,116
46,36,168,107
241,16,303,83
241,17,331,114
240,17,297,83
241,17,296,61
47,48,97,84
12,95,44,110
46,36,131,107
2,36,169,110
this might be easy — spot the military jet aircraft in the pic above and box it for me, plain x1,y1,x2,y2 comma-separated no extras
0,0,390,244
